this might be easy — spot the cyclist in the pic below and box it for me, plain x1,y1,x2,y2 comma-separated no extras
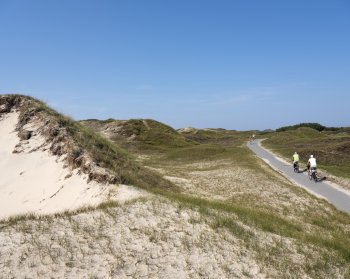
307,155,317,172
249,134,255,144
292,152,299,171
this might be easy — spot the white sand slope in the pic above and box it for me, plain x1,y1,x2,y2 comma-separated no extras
0,112,146,219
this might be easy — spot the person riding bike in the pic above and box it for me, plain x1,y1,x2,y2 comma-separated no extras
292,152,300,171
307,155,317,172
248,134,255,144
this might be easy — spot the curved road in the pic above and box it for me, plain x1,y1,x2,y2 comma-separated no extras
248,139,350,214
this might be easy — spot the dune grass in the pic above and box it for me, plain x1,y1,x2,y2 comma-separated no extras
163,192,350,277
2,185,350,277
3,94,179,193
81,118,194,152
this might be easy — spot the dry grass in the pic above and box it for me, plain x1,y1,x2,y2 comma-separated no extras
1,198,349,278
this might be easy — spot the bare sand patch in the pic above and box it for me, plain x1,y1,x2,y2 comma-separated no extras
0,112,146,219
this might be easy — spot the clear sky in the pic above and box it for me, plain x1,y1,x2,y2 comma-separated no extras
1,0,349,130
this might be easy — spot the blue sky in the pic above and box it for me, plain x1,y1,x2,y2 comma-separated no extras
1,0,349,130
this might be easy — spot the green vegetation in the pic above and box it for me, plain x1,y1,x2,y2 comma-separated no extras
263,127,350,178
144,127,263,174
180,128,251,146
276,122,342,132
80,118,194,152
119,119,192,147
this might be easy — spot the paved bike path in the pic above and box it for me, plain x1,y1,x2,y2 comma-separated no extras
247,139,350,214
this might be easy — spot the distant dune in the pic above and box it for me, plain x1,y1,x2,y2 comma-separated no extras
80,118,193,151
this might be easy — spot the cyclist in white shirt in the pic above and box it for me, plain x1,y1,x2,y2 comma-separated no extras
307,155,317,171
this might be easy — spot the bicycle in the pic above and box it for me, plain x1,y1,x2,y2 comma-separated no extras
293,162,299,173
308,167,318,182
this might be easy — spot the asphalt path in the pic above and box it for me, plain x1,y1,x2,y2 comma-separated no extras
247,139,350,214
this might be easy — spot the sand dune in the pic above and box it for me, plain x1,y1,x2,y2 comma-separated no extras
0,112,145,219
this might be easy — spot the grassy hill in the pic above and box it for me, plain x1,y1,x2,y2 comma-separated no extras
80,118,194,152
275,122,348,132
263,126,350,179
